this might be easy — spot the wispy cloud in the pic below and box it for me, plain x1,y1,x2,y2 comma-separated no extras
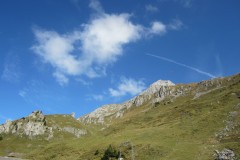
76,78,92,86
149,21,167,35
1,53,22,83
32,0,182,86
146,54,216,78
89,0,104,14
109,77,146,97
215,54,223,77
18,80,58,108
91,94,104,101
159,0,194,8
53,72,69,86
168,19,183,30
180,0,194,8
19,90,27,98
148,19,183,36
145,4,159,12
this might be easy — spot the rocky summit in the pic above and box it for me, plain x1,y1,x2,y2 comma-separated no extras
0,74,240,160
0,110,53,139
78,80,176,124
0,111,87,140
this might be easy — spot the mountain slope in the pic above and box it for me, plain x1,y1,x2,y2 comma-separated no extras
0,111,88,158
78,80,176,124
0,74,240,160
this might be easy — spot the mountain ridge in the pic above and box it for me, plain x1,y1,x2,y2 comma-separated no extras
77,77,225,124
0,73,240,160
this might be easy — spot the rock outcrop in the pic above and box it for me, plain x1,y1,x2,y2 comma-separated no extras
133,80,175,106
0,111,53,139
215,148,236,160
52,125,87,138
215,103,240,139
62,127,87,138
78,80,176,124
0,111,88,139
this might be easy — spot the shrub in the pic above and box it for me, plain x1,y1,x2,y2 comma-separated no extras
101,145,120,160
94,150,99,155
0,134,3,141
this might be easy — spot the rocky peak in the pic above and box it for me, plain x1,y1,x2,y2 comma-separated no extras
29,110,44,119
151,80,175,87
78,80,176,124
0,110,53,140
140,80,175,96
0,111,88,139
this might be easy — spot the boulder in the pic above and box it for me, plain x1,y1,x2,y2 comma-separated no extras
215,148,236,160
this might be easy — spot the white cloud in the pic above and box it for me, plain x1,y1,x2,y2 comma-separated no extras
109,78,145,97
32,0,182,85
145,4,159,12
32,13,142,85
149,21,167,35
32,29,81,76
81,14,142,64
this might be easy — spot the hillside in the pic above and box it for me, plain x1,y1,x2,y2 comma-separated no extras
0,74,240,160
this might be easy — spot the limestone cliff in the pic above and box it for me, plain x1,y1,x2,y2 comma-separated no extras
0,111,53,139
0,111,87,139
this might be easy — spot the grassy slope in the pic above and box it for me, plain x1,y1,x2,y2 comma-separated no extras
1,74,240,160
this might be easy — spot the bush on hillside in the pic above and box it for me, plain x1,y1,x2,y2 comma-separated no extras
0,134,3,141
101,145,121,160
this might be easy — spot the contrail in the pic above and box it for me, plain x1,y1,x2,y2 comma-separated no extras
146,54,216,79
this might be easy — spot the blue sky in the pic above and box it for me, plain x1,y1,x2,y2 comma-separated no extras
1,0,240,124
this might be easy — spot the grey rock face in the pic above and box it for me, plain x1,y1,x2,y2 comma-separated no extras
71,112,75,118
215,148,236,160
215,104,240,139
52,125,87,138
78,80,176,124
62,127,87,138
0,111,53,139
133,80,175,106
78,104,122,124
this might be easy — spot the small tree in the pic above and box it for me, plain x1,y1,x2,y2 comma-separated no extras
101,145,119,160
0,134,3,141
94,149,99,155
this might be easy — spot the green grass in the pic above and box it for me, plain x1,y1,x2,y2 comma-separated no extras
0,74,240,159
